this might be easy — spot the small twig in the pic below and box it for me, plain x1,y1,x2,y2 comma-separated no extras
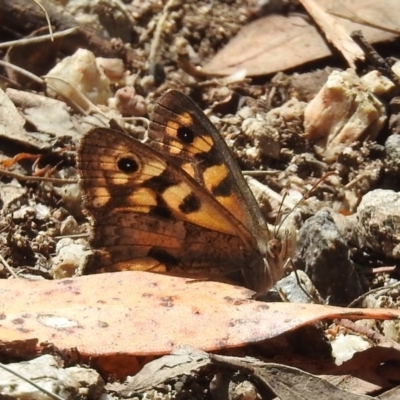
0,60,44,85
350,30,388,69
32,0,54,40
0,254,19,279
344,171,369,189
243,170,280,176
362,265,397,275
121,116,150,126
138,19,157,45
0,27,78,49
109,0,136,26
298,0,364,68
0,169,77,184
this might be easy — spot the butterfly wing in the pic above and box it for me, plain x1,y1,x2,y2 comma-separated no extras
148,91,286,288
77,127,267,291
149,91,268,237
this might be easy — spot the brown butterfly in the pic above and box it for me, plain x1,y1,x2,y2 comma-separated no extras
77,90,288,293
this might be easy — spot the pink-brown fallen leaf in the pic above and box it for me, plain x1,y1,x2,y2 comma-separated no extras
203,2,399,77
203,14,324,76
0,272,399,377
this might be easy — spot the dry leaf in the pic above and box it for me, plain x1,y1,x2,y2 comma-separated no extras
203,1,399,76
0,272,399,377
203,14,326,77
0,88,43,149
121,346,377,398
210,354,374,400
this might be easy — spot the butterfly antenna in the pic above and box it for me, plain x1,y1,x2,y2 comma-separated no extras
273,191,288,238
275,171,338,235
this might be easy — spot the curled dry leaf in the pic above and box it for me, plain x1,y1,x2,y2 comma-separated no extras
0,272,399,377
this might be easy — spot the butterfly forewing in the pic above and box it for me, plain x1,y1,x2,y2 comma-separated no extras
149,91,269,239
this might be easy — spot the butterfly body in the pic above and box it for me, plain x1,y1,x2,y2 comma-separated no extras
77,90,287,293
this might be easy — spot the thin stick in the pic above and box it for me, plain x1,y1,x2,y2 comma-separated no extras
0,60,44,84
0,28,78,49
243,170,279,176
32,0,54,40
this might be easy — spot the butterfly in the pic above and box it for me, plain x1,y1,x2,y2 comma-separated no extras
77,90,288,293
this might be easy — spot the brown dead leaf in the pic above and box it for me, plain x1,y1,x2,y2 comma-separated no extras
203,1,399,76
203,14,325,77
